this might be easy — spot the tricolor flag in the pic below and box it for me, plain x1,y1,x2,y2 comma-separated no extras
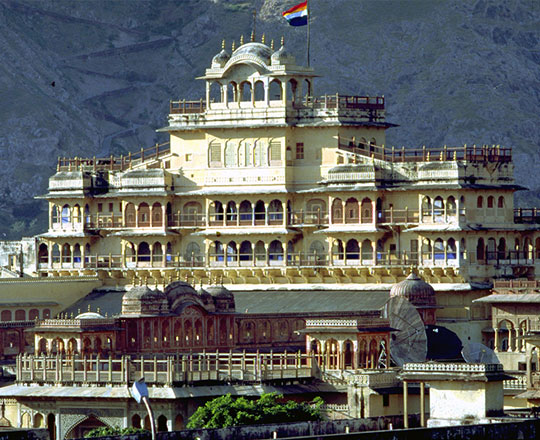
282,1,308,27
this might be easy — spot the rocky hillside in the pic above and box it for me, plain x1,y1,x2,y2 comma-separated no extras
0,0,538,238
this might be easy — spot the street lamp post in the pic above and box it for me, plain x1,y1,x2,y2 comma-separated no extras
131,377,156,440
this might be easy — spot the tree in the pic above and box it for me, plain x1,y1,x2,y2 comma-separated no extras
186,392,324,429
84,426,148,438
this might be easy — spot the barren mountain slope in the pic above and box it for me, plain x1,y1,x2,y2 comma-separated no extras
0,0,538,238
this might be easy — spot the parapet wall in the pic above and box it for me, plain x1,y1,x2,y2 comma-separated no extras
75,418,540,440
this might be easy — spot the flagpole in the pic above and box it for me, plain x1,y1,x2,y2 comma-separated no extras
307,0,310,67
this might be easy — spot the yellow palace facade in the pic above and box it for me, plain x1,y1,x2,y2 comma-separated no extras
36,38,540,289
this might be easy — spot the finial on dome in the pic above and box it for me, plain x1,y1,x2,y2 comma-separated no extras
262,33,265,44
97,307,100,313
271,39,274,50
240,34,244,45
281,36,284,46
221,39,225,50
251,30,255,42
232,40,236,51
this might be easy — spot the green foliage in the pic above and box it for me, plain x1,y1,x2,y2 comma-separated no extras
186,392,324,429
84,426,148,438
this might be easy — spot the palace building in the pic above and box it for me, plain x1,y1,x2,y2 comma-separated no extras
34,37,540,291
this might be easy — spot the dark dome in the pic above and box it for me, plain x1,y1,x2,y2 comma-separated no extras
165,281,198,304
390,273,436,307
205,285,233,299
232,42,272,64
122,286,169,316
123,286,165,300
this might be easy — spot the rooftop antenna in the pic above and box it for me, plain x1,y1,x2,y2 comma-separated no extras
252,10,256,41
383,296,427,366
462,342,500,364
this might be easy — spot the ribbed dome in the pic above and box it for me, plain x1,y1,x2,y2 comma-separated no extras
75,311,105,320
122,286,169,316
205,285,233,298
165,281,198,304
232,42,272,64
390,273,436,307
212,48,230,67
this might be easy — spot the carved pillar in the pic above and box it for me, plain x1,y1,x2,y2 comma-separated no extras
403,380,409,428
494,326,499,352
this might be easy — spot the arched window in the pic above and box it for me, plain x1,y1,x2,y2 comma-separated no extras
73,204,81,223
226,201,237,224
303,78,312,97
227,81,238,103
184,242,200,263
1,310,12,322
333,239,344,261
309,240,325,264
487,238,496,261
498,238,506,260
255,241,266,261
476,238,485,261
132,414,141,429
211,241,224,262
332,198,343,223
209,81,222,103
447,238,457,260
254,81,265,101
346,239,359,260
138,242,150,262
157,415,168,432
239,241,252,261
209,140,222,167
61,205,70,225
434,238,444,261
361,198,373,223
268,200,283,224
239,201,253,224
125,203,136,227
240,81,251,102
29,309,39,320
269,240,283,261
361,239,373,262
15,309,25,320
152,203,162,226
487,195,494,208
345,198,359,223
62,243,71,264
422,196,432,218
209,201,224,225
73,243,81,264
498,196,505,208
225,142,237,167
227,241,237,262
153,242,163,265
138,203,150,227
182,201,202,226
287,79,298,103
269,79,282,101
434,196,444,222
447,196,457,217
52,205,60,224
254,200,265,224
38,243,48,265
477,196,483,208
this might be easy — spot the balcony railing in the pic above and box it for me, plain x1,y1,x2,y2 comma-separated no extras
470,250,538,266
17,351,312,386
56,142,170,172
514,208,540,224
338,139,512,164
39,251,465,271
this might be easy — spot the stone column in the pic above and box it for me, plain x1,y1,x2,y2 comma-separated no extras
403,380,409,428
494,326,499,352
372,200,377,224
264,202,269,226
420,381,426,427
135,203,139,228
508,327,514,352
